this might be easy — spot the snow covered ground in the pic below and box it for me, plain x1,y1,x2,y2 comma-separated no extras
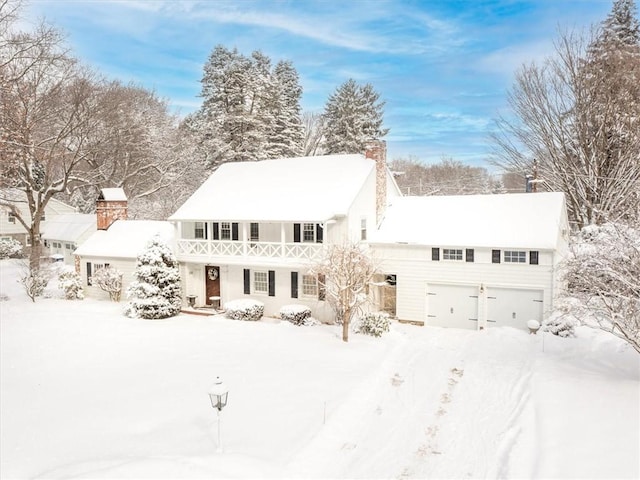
1,259,638,479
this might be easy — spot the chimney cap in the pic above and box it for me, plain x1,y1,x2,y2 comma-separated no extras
98,188,127,202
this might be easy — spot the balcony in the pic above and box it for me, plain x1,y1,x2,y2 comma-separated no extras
176,239,325,264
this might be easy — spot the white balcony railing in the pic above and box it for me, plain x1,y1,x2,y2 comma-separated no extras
176,239,324,262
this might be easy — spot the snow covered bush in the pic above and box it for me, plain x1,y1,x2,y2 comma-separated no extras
20,268,50,302
543,313,576,337
280,304,312,326
58,271,84,300
0,238,22,259
92,266,123,301
354,312,391,337
563,223,640,352
225,299,264,321
125,236,181,319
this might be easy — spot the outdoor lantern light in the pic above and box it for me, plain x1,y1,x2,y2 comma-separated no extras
208,376,229,452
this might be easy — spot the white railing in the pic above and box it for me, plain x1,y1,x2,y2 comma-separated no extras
177,240,324,261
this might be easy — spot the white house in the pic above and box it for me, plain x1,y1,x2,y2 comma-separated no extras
168,144,401,322
368,192,570,330
41,214,96,264
0,189,77,251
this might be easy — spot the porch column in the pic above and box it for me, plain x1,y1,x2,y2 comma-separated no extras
281,222,286,258
242,222,248,256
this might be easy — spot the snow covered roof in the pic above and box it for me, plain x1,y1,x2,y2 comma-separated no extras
74,220,175,259
169,155,375,222
41,214,96,242
371,192,566,250
98,188,127,202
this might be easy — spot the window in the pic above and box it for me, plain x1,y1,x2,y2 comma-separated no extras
7,212,15,224
302,274,318,297
432,247,440,261
194,222,205,239
220,222,231,240
303,223,315,242
530,251,539,265
250,223,259,243
360,218,367,241
504,251,526,263
443,249,463,260
253,271,268,294
65,243,73,250
87,262,108,286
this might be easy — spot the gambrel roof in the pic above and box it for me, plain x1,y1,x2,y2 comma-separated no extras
370,192,567,250
169,154,381,222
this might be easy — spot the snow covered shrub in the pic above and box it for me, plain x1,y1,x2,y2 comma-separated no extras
20,268,50,302
543,313,576,337
58,270,84,300
224,299,264,321
354,312,391,337
563,223,640,352
280,304,312,325
0,238,22,259
125,236,181,319
92,266,123,301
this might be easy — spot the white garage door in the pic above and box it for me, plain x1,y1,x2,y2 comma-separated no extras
426,284,479,329
487,287,543,329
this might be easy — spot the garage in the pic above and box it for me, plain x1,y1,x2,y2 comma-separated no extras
487,287,543,329
426,283,479,329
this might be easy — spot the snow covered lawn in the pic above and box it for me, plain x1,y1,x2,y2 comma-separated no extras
1,259,638,479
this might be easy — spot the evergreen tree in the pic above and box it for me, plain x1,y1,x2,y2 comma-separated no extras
125,236,181,319
186,45,304,168
322,79,388,154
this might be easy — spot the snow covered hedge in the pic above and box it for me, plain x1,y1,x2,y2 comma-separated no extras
279,304,313,326
0,238,22,259
58,271,84,300
354,312,391,337
225,299,264,321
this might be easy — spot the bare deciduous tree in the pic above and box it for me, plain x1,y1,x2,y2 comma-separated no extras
311,243,376,342
302,111,325,156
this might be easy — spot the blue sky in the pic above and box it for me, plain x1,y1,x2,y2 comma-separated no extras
25,0,613,167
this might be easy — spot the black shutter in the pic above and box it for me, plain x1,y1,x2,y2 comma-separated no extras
213,223,220,240
316,224,323,243
86,262,92,286
204,222,208,240
492,250,501,264
318,273,326,301
243,268,250,294
268,270,276,297
291,272,298,298
293,223,301,243
466,249,474,262
432,248,440,261
530,251,539,265
232,223,239,241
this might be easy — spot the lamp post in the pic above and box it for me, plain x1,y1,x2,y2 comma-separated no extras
208,377,229,453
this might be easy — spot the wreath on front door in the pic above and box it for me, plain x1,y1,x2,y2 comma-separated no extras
208,268,219,281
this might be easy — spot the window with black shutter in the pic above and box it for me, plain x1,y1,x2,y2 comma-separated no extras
268,270,275,297
291,272,298,298
243,268,250,294
530,251,539,265
86,262,92,286
492,250,501,263
432,248,440,261
466,249,474,262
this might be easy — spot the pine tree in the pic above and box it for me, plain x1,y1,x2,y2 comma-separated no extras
322,79,388,154
125,236,181,319
186,45,304,168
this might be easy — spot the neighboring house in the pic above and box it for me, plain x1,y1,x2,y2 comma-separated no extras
41,214,96,264
368,192,570,330
0,189,77,251
73,187,175,301
168,143,401,323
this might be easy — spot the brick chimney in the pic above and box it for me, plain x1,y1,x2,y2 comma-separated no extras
96,188,128,230
364,140,387,224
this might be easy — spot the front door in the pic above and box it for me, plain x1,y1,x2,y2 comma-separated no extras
205,266,221,305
